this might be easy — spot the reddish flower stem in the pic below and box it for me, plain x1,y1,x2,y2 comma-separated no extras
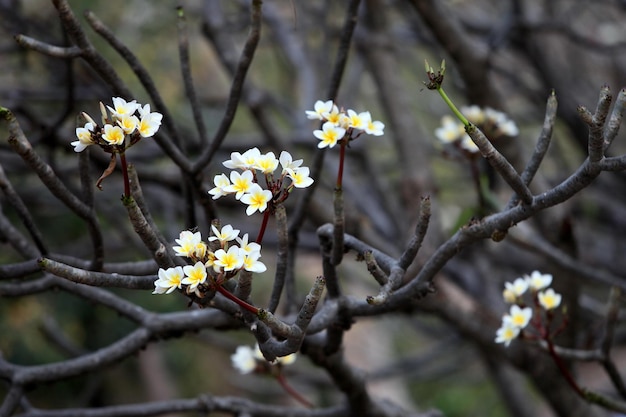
336,140,347,190
216,285,259,314
119,152,131,198
255,209,271,244
545,336,585,398
276,372,314,408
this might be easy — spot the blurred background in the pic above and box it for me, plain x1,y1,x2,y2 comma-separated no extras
1,0,626,416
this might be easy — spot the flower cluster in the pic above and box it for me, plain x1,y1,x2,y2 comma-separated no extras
231,344,297,374
434,105,518,154
495,271,563,347
153,224,266,296
306,100,385,148
72,97,163,153
208,148,314,215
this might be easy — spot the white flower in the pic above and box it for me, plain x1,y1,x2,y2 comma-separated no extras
525,271,552,291
136,104,163,137
502,289,517,304
325,105,346,128
314,121,346,149
538,288,562,310
181,261,207,291
236,233,261,256
287,167,314,188
152,266,184,294
498,119,519,137
484,107,508,124
241,183,273,215
107,97,139,118
209,224,240,244
213,246,245,272
254,151,279,174
71,122,95,152
173,230,203,257
461,105,485,125
208,173,231,200
223,147,261,170
276,352,297,366
101,124,125,146
117,114,139,134
305,100,334,120
495,321,521,347
242,251,266,273
346,109,368,130
224,170,254,200
504,278,529,299
503,305,532,329
231,345,257,374
434,115,464,144
279,151,303,175
459,135,479,153
364,116,385,136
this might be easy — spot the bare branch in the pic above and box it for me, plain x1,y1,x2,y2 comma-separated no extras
192,0,263,174
13,34,82,58
466,124,534,204
38,258,155,290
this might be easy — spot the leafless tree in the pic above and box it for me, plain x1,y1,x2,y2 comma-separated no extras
1,1,626,416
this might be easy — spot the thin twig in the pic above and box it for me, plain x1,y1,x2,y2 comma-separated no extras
192,0,263,174
177,6,206,147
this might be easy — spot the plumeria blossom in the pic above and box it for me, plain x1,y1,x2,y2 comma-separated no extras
305,99,334,121
326,105,348,128
213,246,245,272
254,151,279,174
137,104,163,137
279,151,303,175
434,115,465,144
503,305,532,329
306,100,385,147
242,251,267,273
231,344,297,374
236,233,261,256
314,122,346,149
173,230,203,257
495,322,521,347
153,225,268,299
495,305,531,347
459,136,479,153
434,105,518,156
223,147,262,170
117,114,139,134
102,124,125,146
288,167,314,188
346,109,368,130
538,288,562,310
462,105,485,125
153,266,184,294
71,122,95,152
231,345,258,374
71,97,162,153
225,170,255,200
525,270,553,291
181,261,208,291
208,173,231,200
210,147,314,215
365,116,385,136
503,278,529,300
209,224,240,245
496,270,565,348
107,97,139,118
241,183,273,215
72,98,163,193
